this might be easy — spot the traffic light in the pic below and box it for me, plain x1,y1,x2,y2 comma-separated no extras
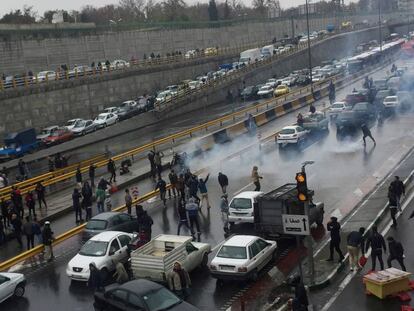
296,172,308,201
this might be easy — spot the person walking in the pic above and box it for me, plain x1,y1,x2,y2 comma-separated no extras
155,177,167,207
72,188,83,223
177,200,192,236
289,276,309,311
89,164,96,188
48,157,55,172
25,191,36,218
388,185,398,228
23,216,34,250
124,189,133,214
141,211,154,240
81,181,93,220
326,216,345,262
168,261,191,300
33,218,42,245
17,159,27,180
365,225,386,271
95,186,105,214
75,166,83,186
176,174,186,199
346,227,365,271
97,177,110,191
361,124,376,146
198,174,211,209
11,187,23,219
107,159,116,183
309,104,316,114
35,182,47,210
42,221,55,261
11,213,23,248
186,198,201,238
154,151,164,179
218,172,229,194
386,236,406,271
251,166,263,191
147,150,156,179
88,263,103,291
187,175,200,203
390,176,405,212
168,169,178,198
220,194,230,234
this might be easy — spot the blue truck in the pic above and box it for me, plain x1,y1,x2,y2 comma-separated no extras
0,128,39,160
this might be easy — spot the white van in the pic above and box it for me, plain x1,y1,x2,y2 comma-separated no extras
228,191,264,225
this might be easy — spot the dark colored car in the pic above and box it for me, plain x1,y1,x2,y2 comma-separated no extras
335,102,376,129
344,90,369,106
374,89,393,106
82,212,138,242
240,86,259,100
93,279,200,311
373,79,388,91
117,105,136,121
296,75,311,86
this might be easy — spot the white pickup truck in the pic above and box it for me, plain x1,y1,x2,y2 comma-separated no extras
130,235,211,283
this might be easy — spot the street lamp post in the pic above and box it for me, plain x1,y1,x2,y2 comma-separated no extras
305,0,313,93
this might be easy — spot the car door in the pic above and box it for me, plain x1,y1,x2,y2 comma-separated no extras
118,235,132,261
247,242,262,272
0,275,12,303
108,238,123,269
256,238,274,268
106,289,129,311
85,120,93,133
127,293,146,311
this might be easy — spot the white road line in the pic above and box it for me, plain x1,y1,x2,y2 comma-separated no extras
320,189,414,311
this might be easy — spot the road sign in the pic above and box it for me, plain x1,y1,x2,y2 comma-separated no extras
282,214,310,236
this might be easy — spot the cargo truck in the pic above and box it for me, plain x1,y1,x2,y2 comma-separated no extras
0,128,38,160
239,48,262,65
254,183,324,238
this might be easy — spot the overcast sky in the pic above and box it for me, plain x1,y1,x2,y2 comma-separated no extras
0,0,353,17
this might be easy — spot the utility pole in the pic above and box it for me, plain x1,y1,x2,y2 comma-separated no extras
378,0,382,53
305,0,313,93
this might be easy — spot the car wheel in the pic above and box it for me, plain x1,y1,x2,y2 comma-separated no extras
201,253,209,268
104,123,108,128
82,130,86,136
250,269,259,282
229,222,235,227
14,283,25,297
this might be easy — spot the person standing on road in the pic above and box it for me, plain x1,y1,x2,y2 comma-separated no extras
107,159,116,183
154,151,164,179
23,216,34,250
124,189,133,214
35,182,47,210
386,236,406,271
365,225,386,271
361,124,376,146
0,217,5,245
72,188,83,223
95,186,105,214
25,191,36,218
326,216,345,262
187,175,200,203
42,221,55,261
168,169,178,198
251,166,263,191
89,164,96,188
11,187,23,219
177,200,192,236
141,211,154,240
218,172,229,194
309,104,316,114
88,263,103,291
346,227,365,271
186,198,201,239
97,177,110,191
168,261,191,300
155,177,167,207
48,157,55,172
390,176,405,212
198,174,211,209
148,150,156,179
388,185,399,228
176,174,186,200
1,199,9,228
11,213,23,248
220,194,230,234
17,159,27,180
81,181,93,220
75,166,83,186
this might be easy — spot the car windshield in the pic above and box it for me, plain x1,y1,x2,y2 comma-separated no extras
331,103,344,109
74,121,86,128
50,131,62,137
217,245,247,259
230,198,252,210
280,128,295,134
143,288,182,311
67,120,77,126
85,219,108,230
277,86,286,90
40,129,53,135
79,240,108,256
98,115,107,120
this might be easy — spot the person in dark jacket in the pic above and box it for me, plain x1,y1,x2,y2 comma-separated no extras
11,187,23,219
289,276,308,311
346,227,365,271
35,182,47,210
75,166,82,185
361,124,376,146
326,217,344,262
388,185,398,228
365,226,386,271
97,177,110,191
88,263,103,291
187,176,200,203
107,159,116,183
72,188,83,223
23,216,34,250
168,169,178,198
176,174,186,199
25,191,36,218
81,181,93,221
218,172,229,194
124,189,133,214
11,214,23,247
309,104,316,114
155,177,167,207
386,236,406,271
89,164,96,188
42,221,54,261
140,211,154,240
198,174,211,209
148,151,156,179
177,200,192,236
390,176,405,212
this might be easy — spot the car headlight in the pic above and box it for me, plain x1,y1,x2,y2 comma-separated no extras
238,267,248,272
210,264,217,270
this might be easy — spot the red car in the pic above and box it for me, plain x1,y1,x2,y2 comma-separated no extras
43,127,74,146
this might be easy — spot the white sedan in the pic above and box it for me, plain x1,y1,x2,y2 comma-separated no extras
94,113,118,128
37,70,56,81
328,101,351,118
257,85,274,97
66,231,133,282
383,96,399,109
210,235,277,281
276,125,308,147
0,272,26,303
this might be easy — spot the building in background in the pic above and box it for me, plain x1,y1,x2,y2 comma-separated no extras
398,0,414,11
298,3,317,15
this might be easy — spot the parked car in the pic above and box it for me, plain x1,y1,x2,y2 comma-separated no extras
228,191,264,225
274,85,290,97
373,79,388,91
266,78,278,88
36,125,59,142
37,71,56,81
93,279,200,311
42,127,74,146
257,85,274,98
296,75,311,86
240,86,259,100
117,104,137,121
382,95,399,109
103,107,119,115
156,90,173,103
82,212,138,242
0,272,26,303
276,125,308,147
209,235,277,281
184,50,197,59
94,113,118,128
66,231,134,282
66,118,83,131
68,66,92,77
70,120,96,136
112,59,130,69
188,80,201,90
204,47,218,56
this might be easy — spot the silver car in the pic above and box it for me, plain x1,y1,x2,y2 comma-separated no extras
70,119,97,136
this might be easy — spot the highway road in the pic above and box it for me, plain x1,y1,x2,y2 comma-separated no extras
2,58,413,310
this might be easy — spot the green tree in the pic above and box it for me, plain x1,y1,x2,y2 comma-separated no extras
0,6,37,24
223,0,231,19
208,0,219,21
